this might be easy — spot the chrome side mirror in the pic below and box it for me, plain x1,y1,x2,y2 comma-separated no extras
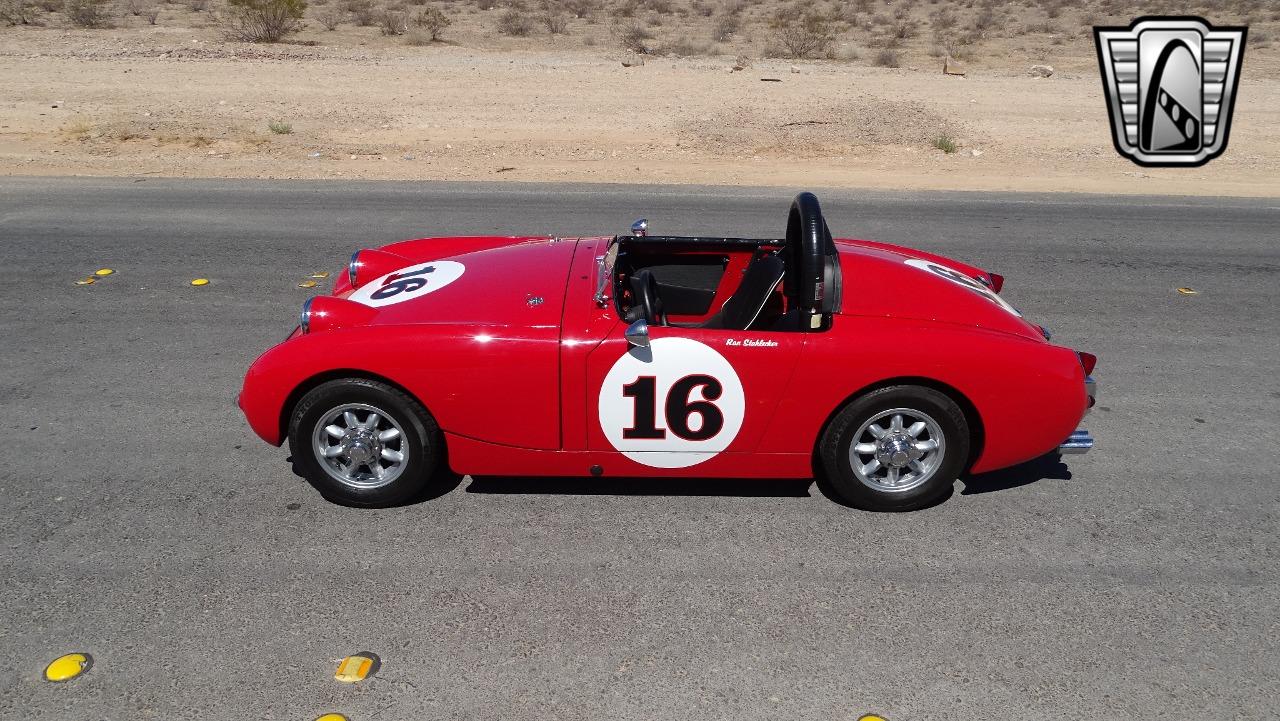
625,319,650,347
630,218,648,237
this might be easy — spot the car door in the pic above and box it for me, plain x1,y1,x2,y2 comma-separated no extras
584,322,803,471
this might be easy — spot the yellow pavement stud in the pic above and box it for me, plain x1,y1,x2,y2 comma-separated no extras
310,271,331,279
298,280,319,289
857,715,889,721
334,652,380,683
94,268,115,277
314,714,349,721
190,278,210,287
44,653,92,682
1176,287,1199,295
74,277,96,285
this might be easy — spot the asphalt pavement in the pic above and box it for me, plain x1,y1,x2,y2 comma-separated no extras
1,177,1278,720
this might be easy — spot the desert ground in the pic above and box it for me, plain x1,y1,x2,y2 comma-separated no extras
2,0,1278,195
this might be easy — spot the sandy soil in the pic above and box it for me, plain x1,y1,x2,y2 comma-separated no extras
2,16,1278,196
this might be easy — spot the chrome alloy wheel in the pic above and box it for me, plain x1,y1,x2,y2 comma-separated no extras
311,403,408,490
848,407,946,493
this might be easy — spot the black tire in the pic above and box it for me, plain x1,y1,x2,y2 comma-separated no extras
288,378,446,507
818,385,969,512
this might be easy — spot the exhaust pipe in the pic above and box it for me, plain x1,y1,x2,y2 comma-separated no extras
1059,430,1094,454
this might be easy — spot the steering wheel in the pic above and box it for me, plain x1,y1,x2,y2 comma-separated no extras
784,192,840,316
629,269,667,326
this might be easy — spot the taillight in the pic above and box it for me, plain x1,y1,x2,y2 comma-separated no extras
1077,351,1097,376
298,296,377,335
348,248,410,290
988,272,1004,293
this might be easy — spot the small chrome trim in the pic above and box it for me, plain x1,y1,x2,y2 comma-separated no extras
631,218,648,237
1085,375,1097,413
976,274,992,288
300,297,314,334
1059,429,1094,454
348,251,361,288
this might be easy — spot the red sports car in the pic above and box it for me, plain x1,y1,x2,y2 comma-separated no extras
239,193,1096,511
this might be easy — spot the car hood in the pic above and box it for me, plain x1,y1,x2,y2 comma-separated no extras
329,235,578,328
835,240,1045,342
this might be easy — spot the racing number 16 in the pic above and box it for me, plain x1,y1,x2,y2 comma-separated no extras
622,375,725,441
371,265,436,301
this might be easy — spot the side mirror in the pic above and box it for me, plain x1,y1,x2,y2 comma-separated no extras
625,319,650,348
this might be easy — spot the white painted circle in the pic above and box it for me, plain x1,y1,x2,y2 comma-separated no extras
904,258,1022,316
599,337,745,469
348,260,466,308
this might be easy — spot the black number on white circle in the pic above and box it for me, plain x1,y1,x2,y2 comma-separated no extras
621,374,725,441
371,265,435,301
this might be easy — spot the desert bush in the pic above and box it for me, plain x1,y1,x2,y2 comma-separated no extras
930,7,956,30
220,0,306,41
931,132,956,153
496,7,530,34
344,0,374,24
0,0,36,24
561,0,594,17
711,10,737,40
641,0,670,12
873,48,899,66
65,0,110,26
316,4,342,27
772,11,836,59
122,0,146,15
34,0,58,10
539,1,567,32
268,119,293,134
661,34,712,55
411,5,448,37
611,0,635,18
404,29,431,43
143,3,159,21
379,7,407,33
186,0,207,11
615,20,651,52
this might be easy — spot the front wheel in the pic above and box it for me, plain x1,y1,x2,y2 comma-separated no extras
287,378,445,507
819,385,969,511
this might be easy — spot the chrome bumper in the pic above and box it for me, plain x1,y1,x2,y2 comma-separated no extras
1060,375,1098,454
1059,430,1094,454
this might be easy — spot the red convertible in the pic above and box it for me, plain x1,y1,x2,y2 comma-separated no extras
239,193,1096,511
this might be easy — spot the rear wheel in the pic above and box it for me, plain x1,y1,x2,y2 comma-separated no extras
288,378,445,507
819,385,969,511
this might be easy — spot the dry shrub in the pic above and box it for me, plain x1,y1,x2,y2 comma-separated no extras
615,19,651,52
772,11,836,59
143,3,159,21
186,0,207,11
379,7,407,33
344,0,374,24
220,0,306,41
662,34,712,55
496,7,531,34
404,29,430,43
0,0,36,24
122,0,146,15
412,5,448,37
711,10,737,41
65,0,110,26
539,0,567,32
315,4,342,27
873,48,899,67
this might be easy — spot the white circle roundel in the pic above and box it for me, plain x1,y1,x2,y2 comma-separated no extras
599,337,745,469
348,260,465,308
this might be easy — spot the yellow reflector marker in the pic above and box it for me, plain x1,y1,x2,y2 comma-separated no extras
190,278,210,286
74,277,96,285
857,715,888,721
44,653,91,682
310,271,331,279
314,714,349,721
1176,287,1199,295
298,280,318,288
94,268,114,276
334,652,380,683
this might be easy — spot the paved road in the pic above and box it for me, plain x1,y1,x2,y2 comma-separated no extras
1,178,1278,721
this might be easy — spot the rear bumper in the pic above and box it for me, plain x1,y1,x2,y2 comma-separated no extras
1059,375,1098,454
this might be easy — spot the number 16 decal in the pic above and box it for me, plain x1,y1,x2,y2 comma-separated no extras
600,338,744,469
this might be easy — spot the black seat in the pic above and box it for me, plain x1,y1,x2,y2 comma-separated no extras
684,253,785,330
